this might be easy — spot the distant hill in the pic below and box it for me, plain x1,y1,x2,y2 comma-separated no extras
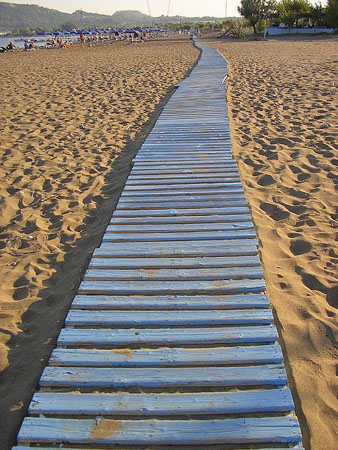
0,2,236,33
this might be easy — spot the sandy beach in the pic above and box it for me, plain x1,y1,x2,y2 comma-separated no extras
0,37,199,448
0,34,337,450
211,37,338,450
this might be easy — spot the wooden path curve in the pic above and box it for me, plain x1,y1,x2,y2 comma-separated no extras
14,42,303,449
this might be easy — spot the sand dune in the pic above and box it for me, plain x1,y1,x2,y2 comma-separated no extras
212,37,338,450
0,37,199,448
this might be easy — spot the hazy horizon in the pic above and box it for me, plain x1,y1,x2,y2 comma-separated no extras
1,0,242,18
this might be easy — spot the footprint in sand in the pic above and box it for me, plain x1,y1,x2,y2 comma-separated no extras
260,202,290,221
257,174,275,186
290,240,312,255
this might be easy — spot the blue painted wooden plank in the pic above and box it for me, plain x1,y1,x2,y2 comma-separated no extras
17,416,302,445
124,182,242,191
102,230,256,242
116,200,247,211
29,389,294,416
50,344,283,367
106,222,254,233
133,158,230,165
132,163,238,171
125,177,241,186
13,446,305,450
121,188,245,197
109,214,252,225
84,267,263,281
58,325,278,347
119,193,246,202
113,207,250,217
71,294,270,310
89,255,261,269
94,240,258,258
79,279,265,296
128,172,240,180
40,365,287,388
65,309,272,327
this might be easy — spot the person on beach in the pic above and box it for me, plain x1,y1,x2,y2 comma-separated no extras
24,40,30,51
80,32,85,45
7,41,15,51
29,41,35,50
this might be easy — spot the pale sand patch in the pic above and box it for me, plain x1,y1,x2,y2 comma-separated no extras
0,37,199,448
211,38,338,450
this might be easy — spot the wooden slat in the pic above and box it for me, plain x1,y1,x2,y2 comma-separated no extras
40,365,288,388
116,200,247,210
65,309,272,327
50,344,283,367
17,416,302,445
128,172,240,180
125,177,241,186
29,389,294,416
79,279,265,296
124,182,241,191
109,214,252,225
96,237,257,253
14,446,305,450
58,325,278,347
102,230,256,242
119,193,246,202
84,267,263,281
112,207,250,217
89,256,261,269
72,294,270,310
106,222,254,233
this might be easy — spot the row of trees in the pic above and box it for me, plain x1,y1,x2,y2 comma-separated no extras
238,0,338,34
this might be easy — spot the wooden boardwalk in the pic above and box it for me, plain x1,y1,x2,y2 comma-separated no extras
14,43,303,449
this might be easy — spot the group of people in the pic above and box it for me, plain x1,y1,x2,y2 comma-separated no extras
46,36,71,49
24,40,36,51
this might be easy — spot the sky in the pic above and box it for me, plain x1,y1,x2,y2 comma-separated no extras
3,1,243,18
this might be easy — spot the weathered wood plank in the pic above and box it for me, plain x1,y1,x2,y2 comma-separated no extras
109,214,252,225
50,344,283,367
116,200,247,211
112,207,250,217
89,256,261,269
94,240,258,258
17,416,302,445
14,446,305,450
124,182,242,191
106,222,254,233
125,177,241,186
65,309,272,327
128,172,240,180
119,193,245,202
79,279,265,296
102,230,256,242
84,267,263,281
40,365,288,388
29,389,293,416
72,294,270,310
58,325,278,347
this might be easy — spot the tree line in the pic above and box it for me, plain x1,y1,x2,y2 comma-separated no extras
238,0,338,34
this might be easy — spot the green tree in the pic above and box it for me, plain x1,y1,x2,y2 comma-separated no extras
278,0,311,27
238,0,276,33
310,3,326,26
326,0,338,27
